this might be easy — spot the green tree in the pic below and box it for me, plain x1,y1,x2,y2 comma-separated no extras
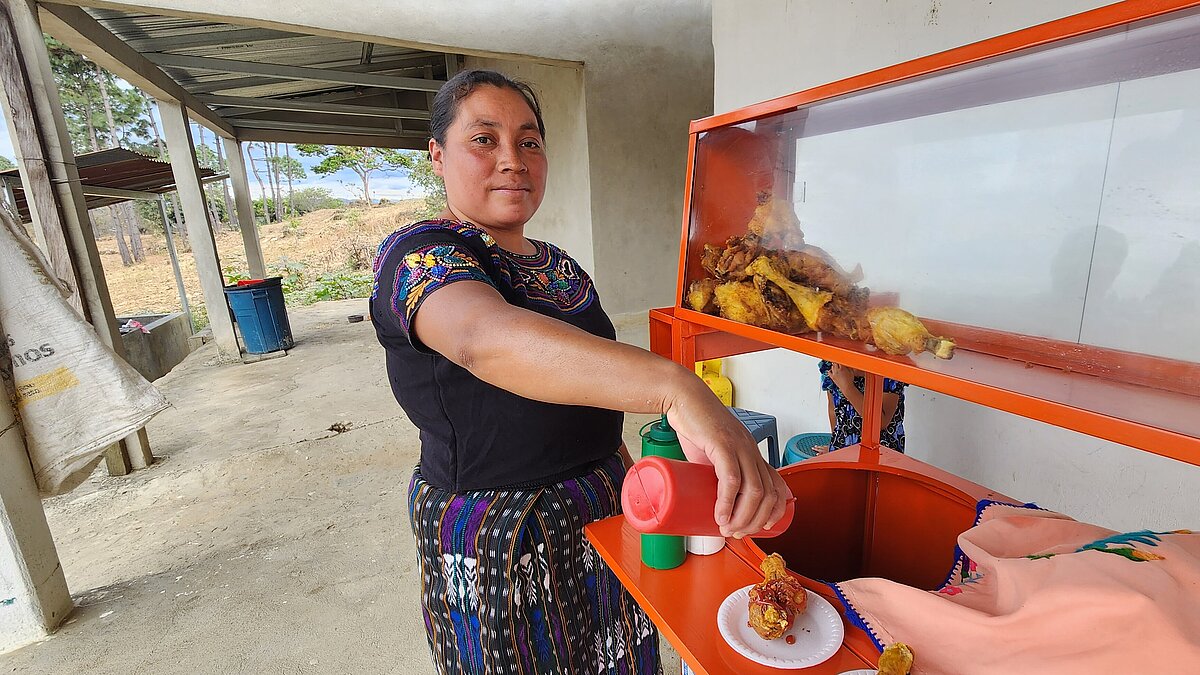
267,152,306,217
406,152,446,216
43,36,160,264
295,145,410,207
0,156,14,170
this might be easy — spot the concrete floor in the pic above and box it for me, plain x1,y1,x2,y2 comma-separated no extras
0,299,679,674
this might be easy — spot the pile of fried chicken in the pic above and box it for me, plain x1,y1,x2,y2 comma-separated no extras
688,193,956,359
748,553,808,640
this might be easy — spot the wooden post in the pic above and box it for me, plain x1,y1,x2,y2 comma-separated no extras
0,0,81,314
221,136,266,278
0,0,152,472
158,99,240,361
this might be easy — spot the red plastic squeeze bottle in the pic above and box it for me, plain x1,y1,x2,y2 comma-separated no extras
622,456,794,537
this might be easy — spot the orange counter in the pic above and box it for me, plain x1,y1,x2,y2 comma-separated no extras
585,446,1009,674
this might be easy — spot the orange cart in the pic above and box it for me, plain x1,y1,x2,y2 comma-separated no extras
585,2,1200,672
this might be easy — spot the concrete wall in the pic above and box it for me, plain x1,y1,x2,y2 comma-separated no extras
712,0,1200,531
88,0,715,315
118,313,196,382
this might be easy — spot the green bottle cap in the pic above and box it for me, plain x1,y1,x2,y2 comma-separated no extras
645,415,677,443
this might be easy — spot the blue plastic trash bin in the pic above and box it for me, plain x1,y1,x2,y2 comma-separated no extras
784,433,832,466
223,277,294,354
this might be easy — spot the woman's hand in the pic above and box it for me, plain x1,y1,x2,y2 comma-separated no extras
663,375,791,539
829,363,861,391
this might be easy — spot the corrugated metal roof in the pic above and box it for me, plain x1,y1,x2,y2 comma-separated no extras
63,7,452,148
0,148,217,221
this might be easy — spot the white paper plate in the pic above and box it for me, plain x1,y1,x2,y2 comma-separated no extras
716,584,845,669
838,670,878,675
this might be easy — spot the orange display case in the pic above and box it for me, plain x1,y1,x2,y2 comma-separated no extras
586,2,1200,673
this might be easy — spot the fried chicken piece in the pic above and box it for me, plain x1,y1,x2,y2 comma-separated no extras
713,281,792,332
877,642,915,675
701,235,763,281
748,553,807,640
815,288,873,341
686,278,720,315
779,248,859,296
746,194,806,251
754,276,810,333
745,256,832,331
867,307,956,358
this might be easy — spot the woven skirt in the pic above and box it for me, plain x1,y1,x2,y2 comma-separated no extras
408,454,662,675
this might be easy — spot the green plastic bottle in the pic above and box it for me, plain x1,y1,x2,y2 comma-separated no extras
638,415,687,570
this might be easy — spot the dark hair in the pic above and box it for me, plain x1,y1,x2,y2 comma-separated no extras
429,69,546,145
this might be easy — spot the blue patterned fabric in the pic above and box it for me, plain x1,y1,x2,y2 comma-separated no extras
819,359,907,452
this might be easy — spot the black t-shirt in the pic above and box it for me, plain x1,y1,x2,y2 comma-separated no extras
370,219,624,492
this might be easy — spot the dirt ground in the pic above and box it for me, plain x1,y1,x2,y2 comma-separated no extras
99,200,426,317
0,299,679,674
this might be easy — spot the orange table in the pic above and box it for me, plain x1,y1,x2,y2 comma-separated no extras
584,515,876,674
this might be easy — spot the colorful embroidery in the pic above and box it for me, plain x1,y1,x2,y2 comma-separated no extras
374,220,598,337
1026,529,1192,562
506,241,596,314
391,245,495,331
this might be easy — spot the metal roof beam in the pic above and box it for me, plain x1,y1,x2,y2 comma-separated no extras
187,75,286,94
78,184,161,200
147,53,445,92
228,117,428,138
199,94,430,120
233,128,429,151
126,27,301,52
37,4,235,137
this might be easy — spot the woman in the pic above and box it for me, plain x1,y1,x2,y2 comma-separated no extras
819,360,907,452
371,69,788,675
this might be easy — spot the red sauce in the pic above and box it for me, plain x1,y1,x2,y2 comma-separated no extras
785,635,796,645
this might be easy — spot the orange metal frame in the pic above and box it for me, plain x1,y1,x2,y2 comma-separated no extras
668,0,1200,468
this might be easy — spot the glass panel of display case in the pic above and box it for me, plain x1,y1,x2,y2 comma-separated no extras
682,7,1200,449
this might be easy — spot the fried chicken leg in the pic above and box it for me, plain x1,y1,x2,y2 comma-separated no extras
748,553,807,640
745,256,833,331
867,307,956,358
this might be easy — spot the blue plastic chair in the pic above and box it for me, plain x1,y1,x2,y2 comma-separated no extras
727,407,781,468
784,433,832,466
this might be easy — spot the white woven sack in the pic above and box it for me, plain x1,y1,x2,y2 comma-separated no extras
0,207,168,495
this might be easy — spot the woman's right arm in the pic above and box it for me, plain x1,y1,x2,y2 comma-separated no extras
412,280,790,538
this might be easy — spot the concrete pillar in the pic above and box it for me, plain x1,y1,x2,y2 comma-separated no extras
221,136,266,279
0,0,152,472
157,99,239,361
0,397,71,653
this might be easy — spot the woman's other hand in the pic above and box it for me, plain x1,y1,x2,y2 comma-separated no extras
829,362,861,391
664,376,791,539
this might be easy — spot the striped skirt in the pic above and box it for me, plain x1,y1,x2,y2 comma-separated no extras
408,454,662,675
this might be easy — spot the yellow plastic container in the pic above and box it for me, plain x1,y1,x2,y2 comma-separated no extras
695,359,733,406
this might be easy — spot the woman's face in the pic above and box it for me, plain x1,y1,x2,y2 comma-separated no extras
430,85,547,232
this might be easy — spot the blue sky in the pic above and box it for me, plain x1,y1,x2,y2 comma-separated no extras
0,100,423,203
